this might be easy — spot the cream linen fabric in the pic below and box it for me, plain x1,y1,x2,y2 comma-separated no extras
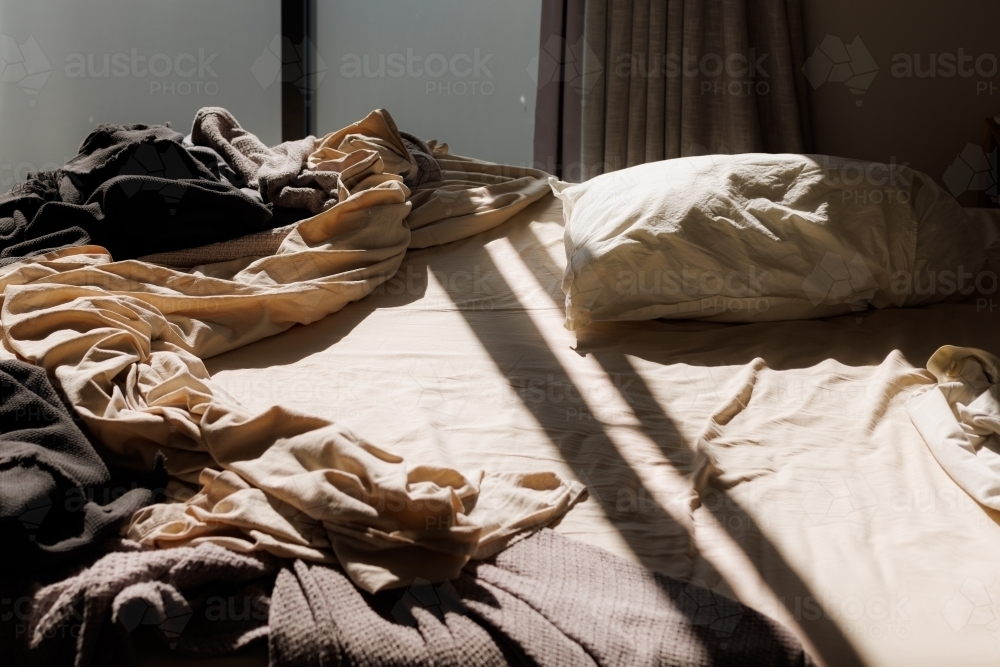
408,141,555,248
551,154,985,329
906,346,1000,511
0,110,577,594
202,197,1000,666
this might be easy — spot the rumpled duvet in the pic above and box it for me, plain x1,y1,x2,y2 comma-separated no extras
0,123,277,264
0,108,569,593
18,530,815,667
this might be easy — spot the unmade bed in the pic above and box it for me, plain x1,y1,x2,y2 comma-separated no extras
3,106,997,666
201,194,1000,667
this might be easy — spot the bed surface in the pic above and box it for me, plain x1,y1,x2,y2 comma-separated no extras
205,195,1000,667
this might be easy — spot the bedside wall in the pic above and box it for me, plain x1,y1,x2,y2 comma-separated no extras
801,0,1000,204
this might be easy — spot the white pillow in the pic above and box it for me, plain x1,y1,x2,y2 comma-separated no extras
551,154,987,330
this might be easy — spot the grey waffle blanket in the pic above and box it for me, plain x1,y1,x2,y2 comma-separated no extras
18,530,813,667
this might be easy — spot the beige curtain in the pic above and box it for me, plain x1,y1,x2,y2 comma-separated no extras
579,0,811,178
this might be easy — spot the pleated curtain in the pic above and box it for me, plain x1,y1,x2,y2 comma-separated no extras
534,0,812,181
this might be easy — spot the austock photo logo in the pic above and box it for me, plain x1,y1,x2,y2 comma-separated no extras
528,33,602,94
392,354,476,421
798,469,879,529
0,155,74,190
529,35,772,98
699,468,884,543
389,578,464,626
53,139,202,216
16,490,53,541
677,582,746,648
64,48,220,97
744,461,992,541
799,249,996,320
804,34,999,105
114,142,199,213
2,33,222,103
16,483,171,545
802,35,879,106
116,594,194,650
765,590,913,640
340,47,495,97
0,34,52,106
801,252,877,311
944,578,1000,640
252,34,327,95
890,48,999,91
943,144,998,203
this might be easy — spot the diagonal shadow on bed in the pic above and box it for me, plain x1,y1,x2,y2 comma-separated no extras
574,307,1000,374
345,210,846,664
493,217,868,667
205,266,430,373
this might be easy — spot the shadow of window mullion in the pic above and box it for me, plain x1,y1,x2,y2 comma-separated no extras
510,217,864,667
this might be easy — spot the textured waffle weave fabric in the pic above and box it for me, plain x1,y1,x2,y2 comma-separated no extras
20,530,814,667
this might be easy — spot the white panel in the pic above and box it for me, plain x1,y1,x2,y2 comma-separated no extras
0,0,281,188
315,0,542,167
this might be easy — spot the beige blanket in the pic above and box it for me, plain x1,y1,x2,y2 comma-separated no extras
0,110,583,594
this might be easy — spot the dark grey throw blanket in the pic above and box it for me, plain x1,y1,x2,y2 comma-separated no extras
17,530,814,667
0,123,276,264
190,106,441,215
0,360,164,573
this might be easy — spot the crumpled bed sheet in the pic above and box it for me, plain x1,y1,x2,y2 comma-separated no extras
202,197,1000,667
0,109,582,594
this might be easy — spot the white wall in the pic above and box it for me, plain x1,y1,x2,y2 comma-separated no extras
315,0,541,167
0,0,281,188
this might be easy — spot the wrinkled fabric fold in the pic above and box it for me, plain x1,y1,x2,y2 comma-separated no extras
191,106,442,214
406,145,553,248
907,345,1000,510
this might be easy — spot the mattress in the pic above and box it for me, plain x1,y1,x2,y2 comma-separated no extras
204,195,1000,667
